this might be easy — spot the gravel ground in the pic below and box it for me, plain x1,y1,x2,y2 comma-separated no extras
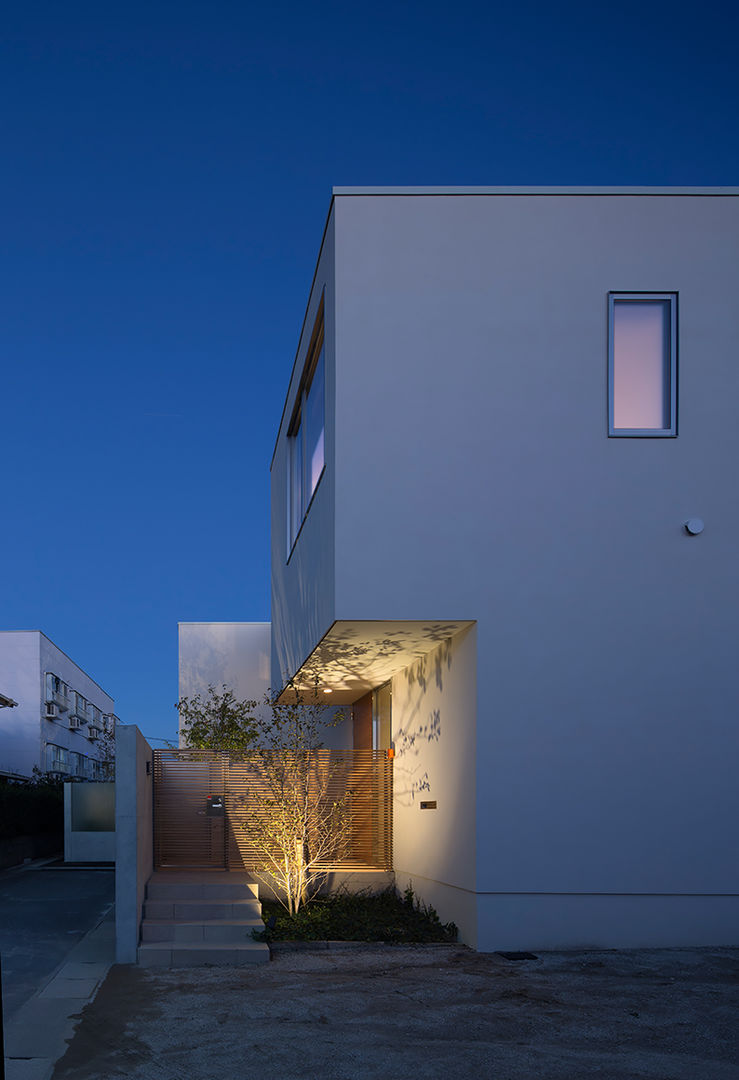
51,945,739,1080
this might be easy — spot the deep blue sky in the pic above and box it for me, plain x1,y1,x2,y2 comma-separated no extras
1,0,737,745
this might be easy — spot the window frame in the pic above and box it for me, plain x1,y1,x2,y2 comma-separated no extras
287,297,326,557
608,292,678,438
371,682,392,752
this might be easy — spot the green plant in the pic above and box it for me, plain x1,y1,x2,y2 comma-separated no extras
97,725,116,780
252,885,457,944
175,679,349,915
175,684,259,752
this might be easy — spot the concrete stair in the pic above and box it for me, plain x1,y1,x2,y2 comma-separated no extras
138,871,270,966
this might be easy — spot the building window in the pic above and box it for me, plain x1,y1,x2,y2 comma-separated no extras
287,299,325,552
45,673,69,707
46,743,70,774
608,293,677,436
372,683,392,751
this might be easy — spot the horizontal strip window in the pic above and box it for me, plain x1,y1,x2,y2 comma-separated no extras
608,293,677,437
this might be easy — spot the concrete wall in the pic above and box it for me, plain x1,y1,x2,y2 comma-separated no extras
115,725,153,963
271,208,336,687
64,781,116,863
274,190,739,948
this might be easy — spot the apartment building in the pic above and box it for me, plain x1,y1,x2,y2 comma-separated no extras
0,631,117,781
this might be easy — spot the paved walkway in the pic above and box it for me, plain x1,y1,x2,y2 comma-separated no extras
0,863,114,1020
1,863,115,1080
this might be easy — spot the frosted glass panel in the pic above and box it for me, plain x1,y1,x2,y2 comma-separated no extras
71,782,115,831
612,300,670,431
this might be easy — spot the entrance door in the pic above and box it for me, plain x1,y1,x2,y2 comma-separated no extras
153,750,229,869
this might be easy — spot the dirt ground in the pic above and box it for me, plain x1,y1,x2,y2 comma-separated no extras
51,945,738,1080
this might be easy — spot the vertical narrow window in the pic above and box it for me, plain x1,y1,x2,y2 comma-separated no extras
305,344,325,498
609,293,677,436
372,683,392,751
288,408,303,546
287,298,325,553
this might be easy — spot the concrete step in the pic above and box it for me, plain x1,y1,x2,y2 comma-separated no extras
139,873,268,967
138,941,270,967
146,880,260,902
143,898,262,921
141,918,263,943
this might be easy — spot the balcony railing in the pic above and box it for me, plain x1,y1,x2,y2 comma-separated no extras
45,676,70,711
69,696,89,722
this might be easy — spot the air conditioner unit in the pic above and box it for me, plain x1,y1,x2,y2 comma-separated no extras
69,716,85,730
87,727,99,740
45,703,59,719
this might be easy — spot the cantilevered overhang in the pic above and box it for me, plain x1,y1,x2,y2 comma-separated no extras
283,620,474,705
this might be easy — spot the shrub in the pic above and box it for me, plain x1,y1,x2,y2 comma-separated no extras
0,773,64,840
254,885,457,944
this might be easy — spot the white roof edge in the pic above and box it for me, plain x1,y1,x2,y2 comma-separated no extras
332,186,739,196
177,621,271,627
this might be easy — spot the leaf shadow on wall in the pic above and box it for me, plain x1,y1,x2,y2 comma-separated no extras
298,624,458,696
393,637,453,807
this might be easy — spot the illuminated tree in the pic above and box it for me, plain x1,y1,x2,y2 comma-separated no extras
175,681,349,913
242,683,349,915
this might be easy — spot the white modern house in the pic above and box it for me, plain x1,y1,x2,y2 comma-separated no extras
182,187,739,951
0,630,117,781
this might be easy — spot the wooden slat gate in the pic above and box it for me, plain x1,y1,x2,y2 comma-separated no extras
153,750,229,869
153,749,393,871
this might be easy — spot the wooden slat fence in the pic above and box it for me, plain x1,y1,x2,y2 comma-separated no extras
153,749,393,871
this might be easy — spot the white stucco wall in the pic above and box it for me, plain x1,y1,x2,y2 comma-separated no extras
178,622,271,702
178,622,272,746
392,625,478,945
273,190,739,947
